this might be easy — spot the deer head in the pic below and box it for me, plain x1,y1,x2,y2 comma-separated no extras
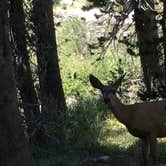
89,74,125,103
89,74,166,165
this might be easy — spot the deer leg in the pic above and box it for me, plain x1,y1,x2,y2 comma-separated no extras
149,136,157,166
141,137,150,166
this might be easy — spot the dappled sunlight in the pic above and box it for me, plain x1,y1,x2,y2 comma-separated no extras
33,97,166,165
99,117,137,147
34,98,141,166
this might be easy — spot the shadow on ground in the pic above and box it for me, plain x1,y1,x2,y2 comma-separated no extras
33,137,166,166
33,99,166,166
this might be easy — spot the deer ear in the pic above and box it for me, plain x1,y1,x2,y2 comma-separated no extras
89,74,104,89
112,74,125,90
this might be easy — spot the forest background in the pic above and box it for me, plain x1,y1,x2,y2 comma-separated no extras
1,0,166,166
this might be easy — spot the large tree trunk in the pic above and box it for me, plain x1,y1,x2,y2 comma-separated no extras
0,1,35,165
10,0,41,135
32,0,66,116
134,0,163,96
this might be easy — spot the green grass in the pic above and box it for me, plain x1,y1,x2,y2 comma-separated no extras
33,43,165,166
33,98,166,166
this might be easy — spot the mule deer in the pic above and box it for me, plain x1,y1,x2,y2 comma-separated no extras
89,74,166,166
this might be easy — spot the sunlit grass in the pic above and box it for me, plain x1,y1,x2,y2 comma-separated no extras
99,117,137,148
33,98,166,166
33,99,139,166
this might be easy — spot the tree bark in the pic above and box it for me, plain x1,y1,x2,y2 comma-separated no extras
134,0,163,95
162,1,166,78
32,0,66,115
0,1,35,165
10,0,41,135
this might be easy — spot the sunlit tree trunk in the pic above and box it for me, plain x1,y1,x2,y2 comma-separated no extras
32,0,66,116
0,1,35,165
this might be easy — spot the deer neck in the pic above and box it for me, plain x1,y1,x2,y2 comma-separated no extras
108,94,129,125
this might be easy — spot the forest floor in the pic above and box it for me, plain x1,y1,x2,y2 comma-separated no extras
33,100,166,166
33,131,166,166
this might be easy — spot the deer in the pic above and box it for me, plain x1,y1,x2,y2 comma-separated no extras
89,74,166,166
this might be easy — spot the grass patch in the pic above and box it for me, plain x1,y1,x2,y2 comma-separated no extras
33,98,166,166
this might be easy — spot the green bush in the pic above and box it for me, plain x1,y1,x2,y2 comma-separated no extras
56,16,141,101
59,50,141,101
57,16,92,57
64,98,108,148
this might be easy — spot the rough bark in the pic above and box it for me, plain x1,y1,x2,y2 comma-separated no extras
0,1,35,165
32,0,66,115
134,0,163,95
10,0,41,134
162,1,166,77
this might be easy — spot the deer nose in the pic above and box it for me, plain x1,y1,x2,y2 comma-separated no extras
103,98,110,104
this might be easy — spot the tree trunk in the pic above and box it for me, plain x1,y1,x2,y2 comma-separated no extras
134,0,162,96
0,1,35,165
162,1,166,79
32,0,66,116
10,0,41,135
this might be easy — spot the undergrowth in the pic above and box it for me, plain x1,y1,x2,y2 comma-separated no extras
33,98,138,166
33,15,166,166
33,98,166,166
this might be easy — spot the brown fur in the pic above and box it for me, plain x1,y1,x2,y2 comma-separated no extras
89,74,166,166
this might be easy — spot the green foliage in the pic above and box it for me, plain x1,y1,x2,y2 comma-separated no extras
64,98,108,148
34,99,166,166
83,0,109,9
34,99,138,166
57,16,141,100
57,16,92,57
59,49,141,101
